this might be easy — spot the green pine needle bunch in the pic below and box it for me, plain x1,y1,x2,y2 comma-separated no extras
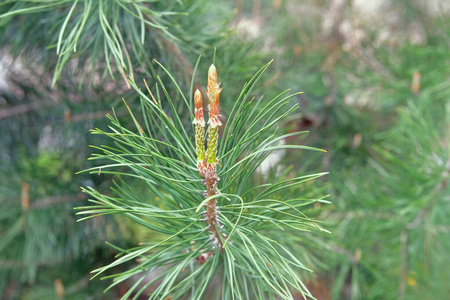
0,0,227,86
77,59,329,300
0,0,173,85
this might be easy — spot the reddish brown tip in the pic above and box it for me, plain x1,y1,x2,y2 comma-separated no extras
194,89,202,109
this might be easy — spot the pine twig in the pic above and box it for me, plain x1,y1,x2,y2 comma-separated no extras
195,64,227,248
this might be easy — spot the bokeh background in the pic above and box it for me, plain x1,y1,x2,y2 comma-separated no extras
1,0,449,299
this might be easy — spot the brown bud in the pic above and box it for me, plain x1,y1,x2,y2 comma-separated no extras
21,182,30,211
54,278,65,298
411,71,421,96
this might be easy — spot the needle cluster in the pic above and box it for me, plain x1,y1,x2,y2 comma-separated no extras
78,60,328,299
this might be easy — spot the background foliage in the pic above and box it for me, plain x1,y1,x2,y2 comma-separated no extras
0,0,449,299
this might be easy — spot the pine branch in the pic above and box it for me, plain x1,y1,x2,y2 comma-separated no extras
77,59,327,299
0,0,227,85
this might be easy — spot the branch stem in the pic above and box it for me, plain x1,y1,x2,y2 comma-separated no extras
204,171,224,248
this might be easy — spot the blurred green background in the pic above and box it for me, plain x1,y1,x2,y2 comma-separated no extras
0,0,449,299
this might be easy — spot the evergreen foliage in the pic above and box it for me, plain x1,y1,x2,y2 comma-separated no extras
0,0,229,85
257,1,450,299
1,0,449,299
0,1,242,298
77,60,328,299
